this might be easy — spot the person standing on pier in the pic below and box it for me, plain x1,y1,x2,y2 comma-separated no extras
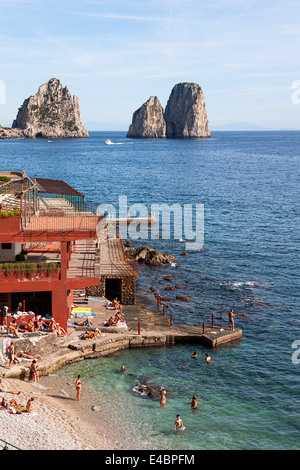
228,309,235,330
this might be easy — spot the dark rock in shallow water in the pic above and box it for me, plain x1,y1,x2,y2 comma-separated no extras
133,382,172,399
176,295,190,302
127,246,175,266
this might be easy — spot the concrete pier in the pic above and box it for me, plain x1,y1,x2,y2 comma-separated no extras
0,293,242,381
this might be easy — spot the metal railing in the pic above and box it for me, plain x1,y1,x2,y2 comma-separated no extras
0,438,22,450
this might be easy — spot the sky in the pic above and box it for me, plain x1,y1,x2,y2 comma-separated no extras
0,0,299,130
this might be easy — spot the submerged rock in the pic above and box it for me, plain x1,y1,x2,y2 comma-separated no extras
164,82,210,138
127,96,166,138
176,295,190,302
10,78,89,139
133,382,172,399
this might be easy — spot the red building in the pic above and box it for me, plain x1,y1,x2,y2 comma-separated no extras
0,171,101,331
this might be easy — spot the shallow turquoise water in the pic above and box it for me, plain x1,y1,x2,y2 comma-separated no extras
51,342,299,450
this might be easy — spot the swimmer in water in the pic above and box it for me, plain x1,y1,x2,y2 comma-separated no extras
160,390,167,407
205,353,211,363
190,396,198,409
120,366,127,372
190,351,197,358
174,414,184,430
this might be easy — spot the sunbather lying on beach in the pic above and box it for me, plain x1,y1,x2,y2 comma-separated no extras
74,318,93,327
0,379,21,395
18,351,42,360
79,328,102,340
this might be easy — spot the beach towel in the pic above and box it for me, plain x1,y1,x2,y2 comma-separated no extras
72,307,91,313
87,297,106,303
74,313,96,317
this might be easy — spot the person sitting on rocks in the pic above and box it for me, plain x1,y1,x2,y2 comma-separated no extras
114,311,125,323
111,297,119,308
11,325,24,338
25,319,35,332
105,316,117,327
48,318,57,332
1,396,8,408
26,397,35,413
56,323,66,337
9,397,20,409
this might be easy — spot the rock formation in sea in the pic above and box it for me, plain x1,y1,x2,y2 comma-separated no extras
164,82,210,138
126,82,210,139
126,96,166,138
0,78,89,139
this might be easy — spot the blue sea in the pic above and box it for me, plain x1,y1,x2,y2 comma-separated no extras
1,131,299,449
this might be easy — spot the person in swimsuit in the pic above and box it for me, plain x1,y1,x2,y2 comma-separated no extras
75,375,82,401
7,343,14,369
29,360,39,383
174,414,184,430
228,309,235,330
0,378,21,395
190,396,198,409
190,351,197,358
205,353,211,363
160,390,167,407
26,397,35,413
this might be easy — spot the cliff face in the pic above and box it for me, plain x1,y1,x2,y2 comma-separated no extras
11,78,89,139
127,96,166,138
164,83,210,138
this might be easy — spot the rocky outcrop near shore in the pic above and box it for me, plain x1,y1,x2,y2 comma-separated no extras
164,82,210,138
127,96,166,138
0,126,25,139
126,246,175,266
1,78,89,139
126,82,210,139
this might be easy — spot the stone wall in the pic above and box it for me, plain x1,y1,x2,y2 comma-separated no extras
86,275,136,305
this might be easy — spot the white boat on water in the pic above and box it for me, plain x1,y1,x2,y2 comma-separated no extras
105,139,113,145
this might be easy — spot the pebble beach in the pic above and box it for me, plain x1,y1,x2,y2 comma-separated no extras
0,376,143,451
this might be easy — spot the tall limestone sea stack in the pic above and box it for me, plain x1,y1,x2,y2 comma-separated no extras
127,82,210,139
164,83,210,138
127,96,166,138
0,78,88,139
